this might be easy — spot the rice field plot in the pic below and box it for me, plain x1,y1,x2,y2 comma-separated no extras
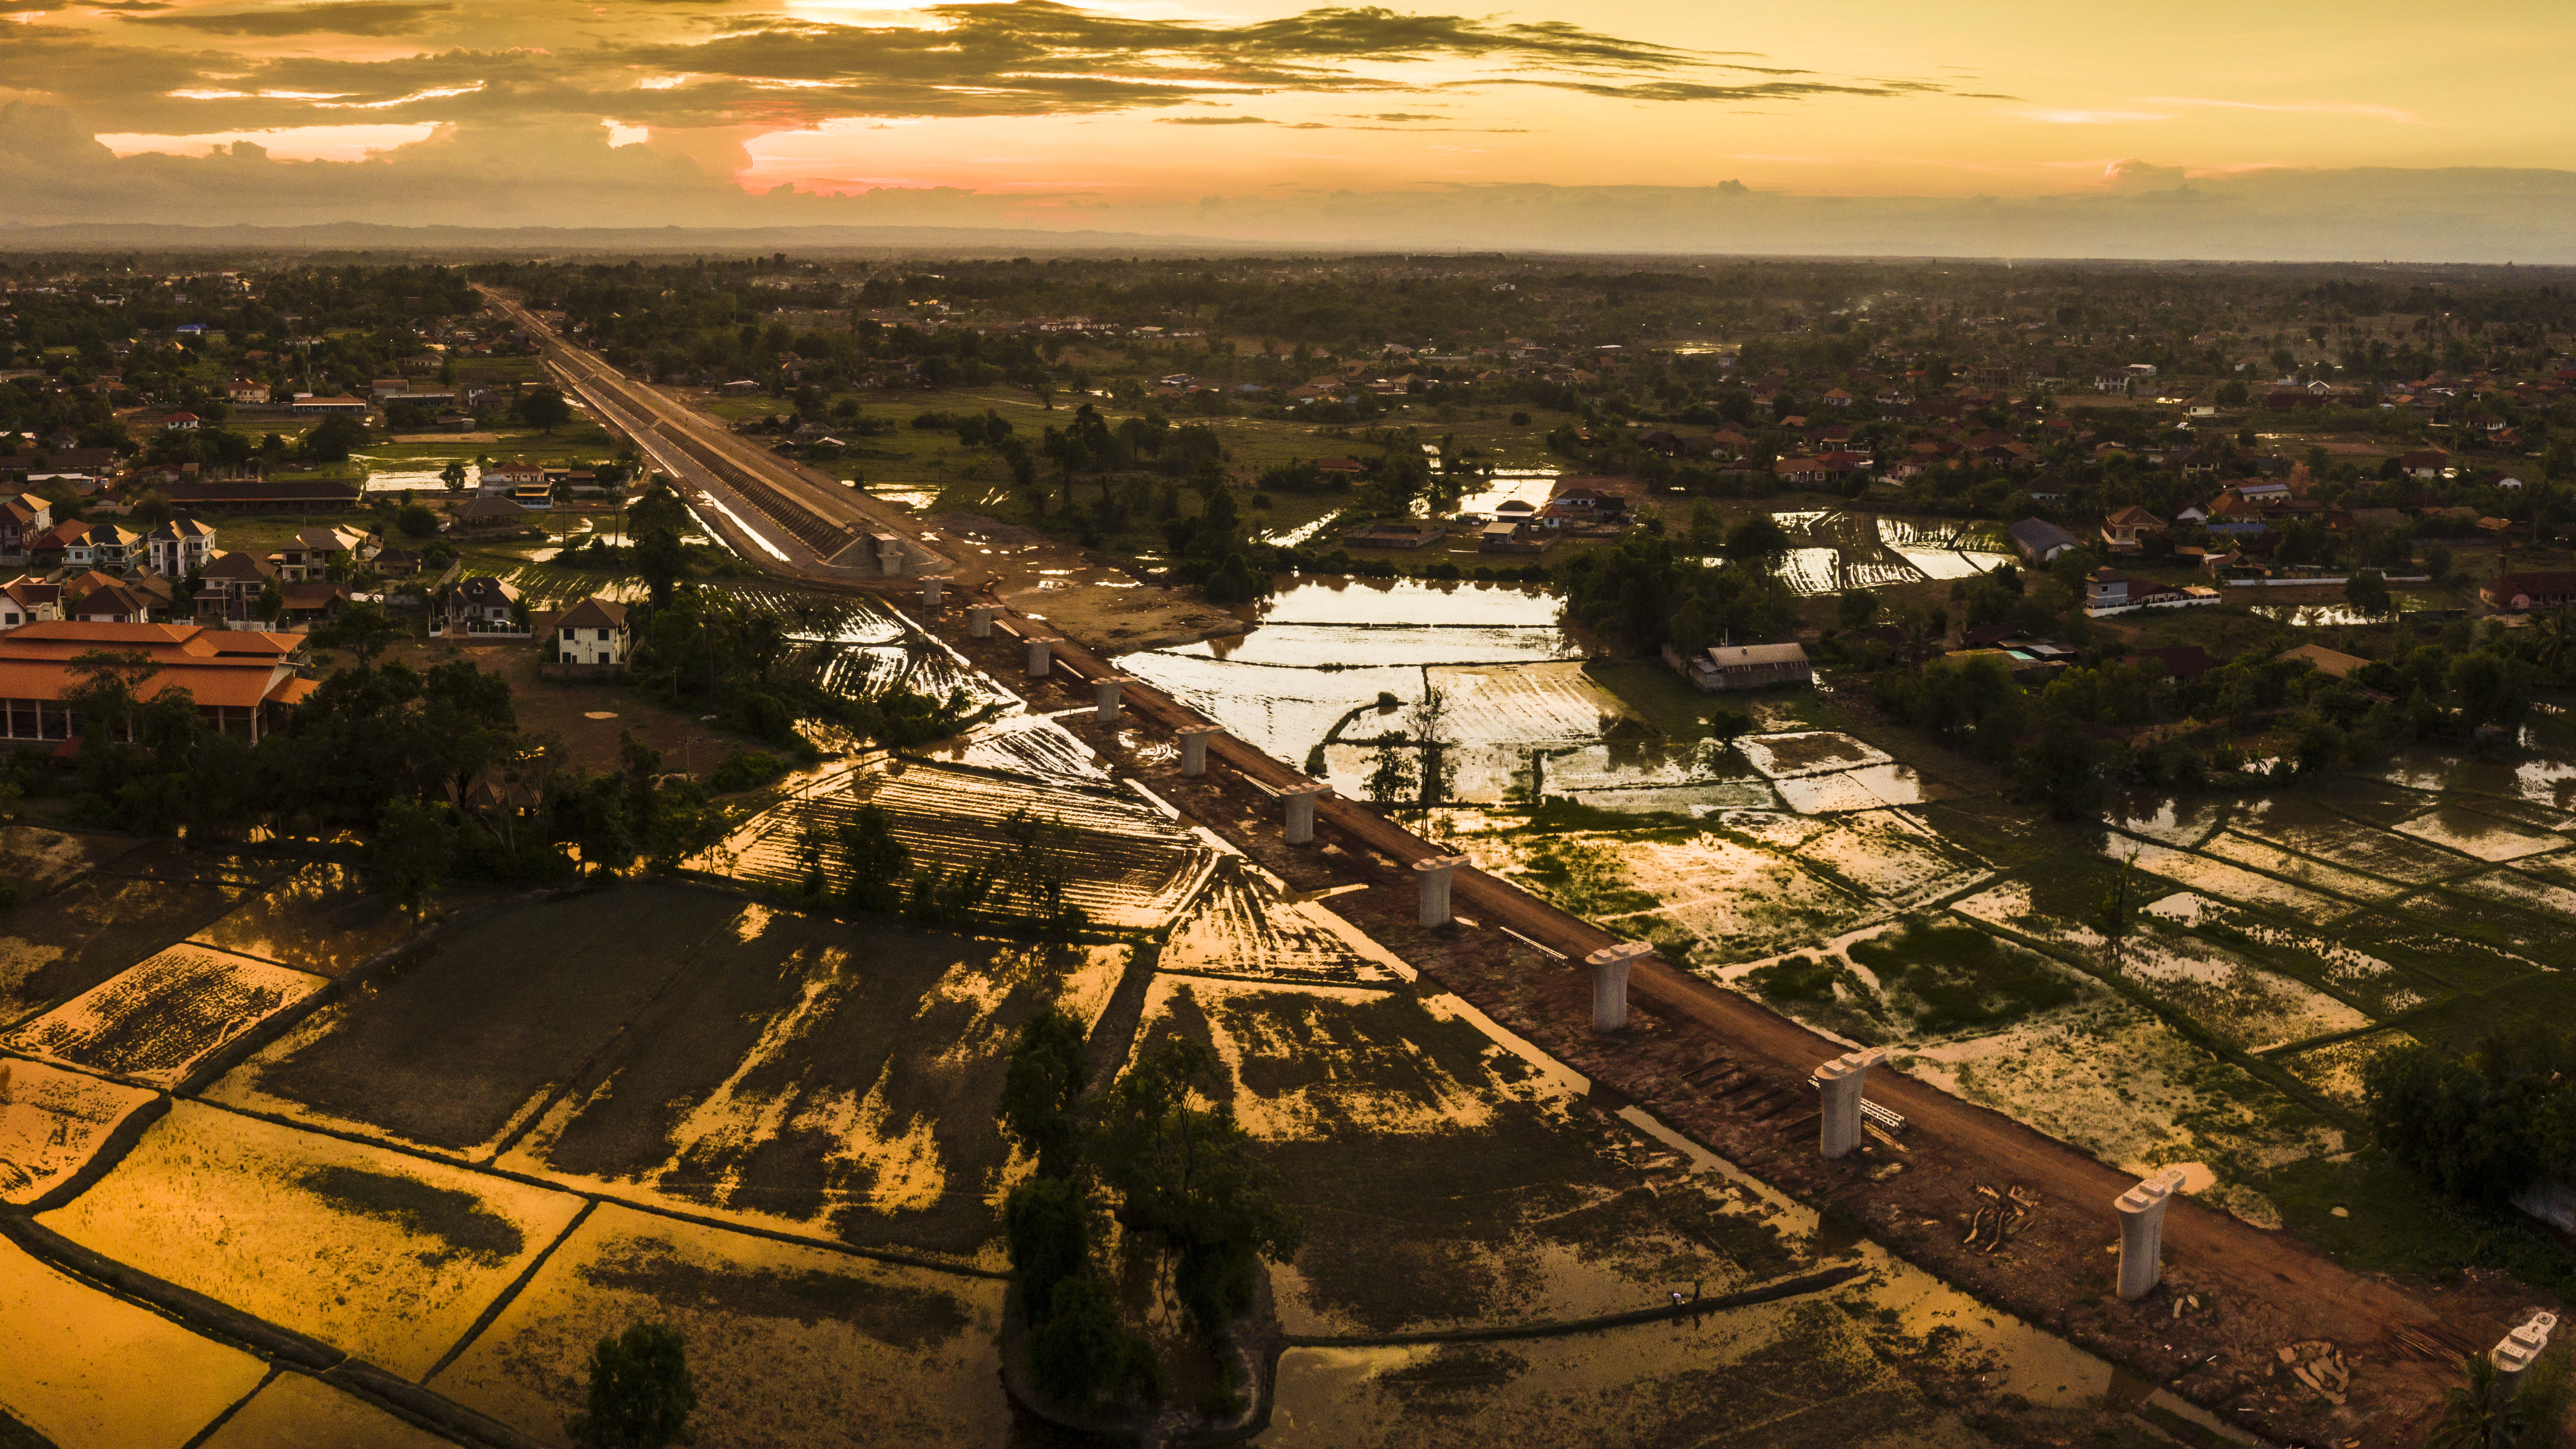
496,908,1127,1259
1561,781,1782,816
2390,805,2567,862
429,1205,1007,1449
0,853,280,1027
723,761,1214,931
1500,828,1877,966
0,826,140,896
183,862,415,976
1116,650,1423,765
1775,763,1956,814
1135,977,1797,1336
2389,885,2576,970
1779,546,1843,597
2445,755,2576,814
1161,860,1405,987
1840,916,2104,1043
2109,793,2231,847
1426,661,1641,748
0,1060,156,1205
907,712,1107,784
2194,830,2417,902
4,945,327,1088
2228,798,2474,886
1770,812,1989,912
1540,740,1765,795
2296,775,2447,827
1262,1301,1979,1449
43,1102,584,1379
2101,838,2356,921
2275,1030,2420,1112
205,887,754,1158
2143,893,2439,1018
0,1232,268,1449
2451,866,2576,921
1739,731,1894,781
1902,1005,2339,1228
2112,926,2373,1054
196,1372,454,1449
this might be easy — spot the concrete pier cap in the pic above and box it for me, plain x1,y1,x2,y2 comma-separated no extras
1412,854,1471,927
967,605,996,638
1177,725,1223,776
920,575,949,609
1583,941,1654,1032
1816,1046,1890,1160
1282,782,1331,845
2496,1311,2561,1392
1026,637,1060,677
2115,1166,2191,1301
1092,675,1134,723
872,533,905,578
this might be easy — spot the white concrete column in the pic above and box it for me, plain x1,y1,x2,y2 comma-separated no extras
1817,1046,1890,1159
1414,854,1470,927
1282,782,1329,844
2495,1312,2560,1395
1179,724,1222,776
873,533,904,578
2116,1167,2189,1301
1584,941,1652,1032
1026,637,1058,677
1092,675,1132,724
967,605,996,638
920,575,948,609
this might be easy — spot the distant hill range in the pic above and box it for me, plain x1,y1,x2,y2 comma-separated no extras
0,221,1261,256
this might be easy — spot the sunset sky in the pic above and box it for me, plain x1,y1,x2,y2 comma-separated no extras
1,0,2572,250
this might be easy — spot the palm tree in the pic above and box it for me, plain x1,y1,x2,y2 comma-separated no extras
2426,1353,2524,1449
2536,605,2576,684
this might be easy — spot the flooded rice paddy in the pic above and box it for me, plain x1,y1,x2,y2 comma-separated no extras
1766,512,2016,597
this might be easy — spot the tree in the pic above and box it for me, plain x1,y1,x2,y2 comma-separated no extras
313,600,405,668
371,797,454,918
1090,1037,1305,1334
1029,1277,1160,1408
255,575,284,626
1000,1008,1091,1180
1721,514,1792,571
1361,740,1417,813
2345,568,2392,621
2094,851,2139,969
440,459,469,494
519,386,573,434
1835,589,1881,633
2424,1352,2526,1449
1004,1173,1098,1321
565,1321,697,1449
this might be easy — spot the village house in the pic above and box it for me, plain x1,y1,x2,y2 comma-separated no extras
1665,641,1813,692
2101,506,2165,553
0,621,313,742
480,459,546,498
272,526,381,582
0,493,51,563
29,520,91,573
550,597,631,668
2482,571,2576,612
192,550,281,628
145,517,218,578
0,580,62,631
434,576,525,636
2007,517,2082,563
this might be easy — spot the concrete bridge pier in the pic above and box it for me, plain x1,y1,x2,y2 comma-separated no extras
2116,1168,2191,1301
1584,942,1653,1032
967,605,996,638
1816,1047,1890,1159
1282,783,1330,845
1027,637,1059,678
1178,725,1223,776
873,533,905,578
1093,676,1132,724
1413,855,1471,927
920,575,948,610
